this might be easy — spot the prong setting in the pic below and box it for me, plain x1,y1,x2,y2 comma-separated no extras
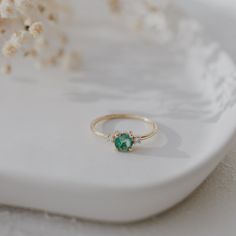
91,114,157,153
112,131,135,152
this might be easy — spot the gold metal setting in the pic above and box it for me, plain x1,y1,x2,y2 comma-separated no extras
90,114,158,152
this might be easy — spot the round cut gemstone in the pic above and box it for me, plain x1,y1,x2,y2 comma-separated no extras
114,133,134,152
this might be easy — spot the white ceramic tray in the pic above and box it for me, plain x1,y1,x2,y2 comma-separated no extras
0,0,236,223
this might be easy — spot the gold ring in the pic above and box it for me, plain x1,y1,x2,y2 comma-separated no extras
90,114,158,152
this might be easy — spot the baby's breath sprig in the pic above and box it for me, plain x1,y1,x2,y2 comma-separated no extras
0,0,79,75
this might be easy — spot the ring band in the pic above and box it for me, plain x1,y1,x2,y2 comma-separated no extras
90,114,158,152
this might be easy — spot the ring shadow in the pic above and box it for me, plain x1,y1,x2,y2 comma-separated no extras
101,120,189,159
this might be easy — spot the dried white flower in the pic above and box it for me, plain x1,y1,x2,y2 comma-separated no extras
2,41,18,56
0,0,17,18
10,30,28,47
0,0,77,75
29,22,44,38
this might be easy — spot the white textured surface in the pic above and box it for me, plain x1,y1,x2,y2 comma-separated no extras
0,151,235,235
0,0,236,234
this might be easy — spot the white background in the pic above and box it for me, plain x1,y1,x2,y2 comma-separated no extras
0,0,236,235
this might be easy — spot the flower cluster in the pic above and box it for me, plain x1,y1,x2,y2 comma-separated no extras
0,0,79,74
107,0,184,44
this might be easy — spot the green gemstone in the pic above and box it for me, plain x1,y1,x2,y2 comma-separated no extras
114,133,134,152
